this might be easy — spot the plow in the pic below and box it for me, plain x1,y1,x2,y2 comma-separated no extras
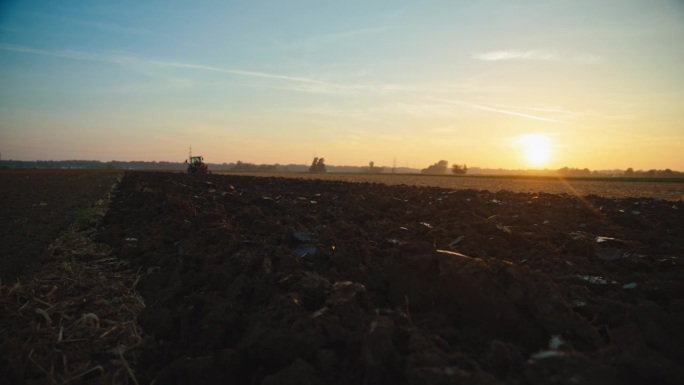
185,155,208,174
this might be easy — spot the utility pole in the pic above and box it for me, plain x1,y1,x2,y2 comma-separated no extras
392,156,396,173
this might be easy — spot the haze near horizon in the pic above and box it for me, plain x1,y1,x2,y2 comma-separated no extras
1,1,683,171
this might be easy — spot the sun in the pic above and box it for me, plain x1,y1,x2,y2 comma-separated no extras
515,133,552,166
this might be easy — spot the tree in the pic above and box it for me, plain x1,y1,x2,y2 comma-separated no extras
452,163,468,175
557,167,592,177
309,157,327,172
421,160,449,174
363,160,384,173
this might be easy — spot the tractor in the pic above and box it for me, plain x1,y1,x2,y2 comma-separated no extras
186,155,209,174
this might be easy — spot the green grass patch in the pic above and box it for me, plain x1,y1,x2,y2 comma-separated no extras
72,206,95,228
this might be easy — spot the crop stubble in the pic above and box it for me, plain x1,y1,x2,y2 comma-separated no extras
1,169,683,384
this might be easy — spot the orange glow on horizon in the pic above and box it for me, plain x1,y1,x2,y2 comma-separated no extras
514,133,552,166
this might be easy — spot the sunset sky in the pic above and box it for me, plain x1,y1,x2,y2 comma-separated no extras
1,1,683,170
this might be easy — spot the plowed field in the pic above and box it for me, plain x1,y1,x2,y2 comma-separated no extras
217,171,684,201
0,169,122,282
96,171,683,384
2,170,683,384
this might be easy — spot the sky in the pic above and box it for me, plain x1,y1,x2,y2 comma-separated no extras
1,0,683,170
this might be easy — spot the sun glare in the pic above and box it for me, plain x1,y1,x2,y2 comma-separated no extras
515,133,551,166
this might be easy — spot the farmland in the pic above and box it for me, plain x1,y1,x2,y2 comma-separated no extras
216,171,684,201
1,169,684,384
0,169,123,281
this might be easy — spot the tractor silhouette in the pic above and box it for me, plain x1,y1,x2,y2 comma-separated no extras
186,155,208,174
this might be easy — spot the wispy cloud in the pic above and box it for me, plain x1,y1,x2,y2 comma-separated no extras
0,43,345,90
0,43,195,88
1,43,493,96
0,43,506,102
430,126,458,134
0,43,118,63
491,103,574,114
573,53,601,64
69,19,149,36
380,102,459,118
472,49,601,63
23,11,150,36
151,60,345,89
285,104,368,119
310,26,394,41
429,97,570,124
472,50,559,61
285,26,396,50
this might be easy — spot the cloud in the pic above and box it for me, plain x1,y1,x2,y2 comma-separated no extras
286,104,367,119
472,50,559,61
23,11,150,36
573,53,601,64
0,43,495,96
429,98,570,124
0,43,345,90
491,103,574,114
284,26,396,50
75,20,149,36
472,50,601,63
430,126,458,134
151,60,345,89
0,43,117,63
380,102,458,118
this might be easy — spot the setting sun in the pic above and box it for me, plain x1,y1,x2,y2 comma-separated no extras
515,133,552,166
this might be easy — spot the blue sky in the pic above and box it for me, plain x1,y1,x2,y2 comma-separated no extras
1,0,683,170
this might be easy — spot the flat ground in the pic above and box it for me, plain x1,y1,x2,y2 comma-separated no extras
216,171,684,201
1,169,683,384
0,169,122,282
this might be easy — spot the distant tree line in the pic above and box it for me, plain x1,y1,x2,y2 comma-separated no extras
2,159,681,178
362,161,384,173
231,160,278,171
421,160,468,175
556,167,593,177
556,167,683,178
309,157,327,172
623,168,682,178
452,164,468,175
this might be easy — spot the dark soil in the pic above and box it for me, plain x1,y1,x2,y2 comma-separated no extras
0,169,122,282
95,171,683,384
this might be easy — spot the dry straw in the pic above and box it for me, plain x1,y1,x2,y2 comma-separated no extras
0,178,147,385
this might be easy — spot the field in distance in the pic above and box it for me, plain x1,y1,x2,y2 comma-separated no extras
214,171,684,202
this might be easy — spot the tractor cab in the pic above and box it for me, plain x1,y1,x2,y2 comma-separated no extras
186,155,209,174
